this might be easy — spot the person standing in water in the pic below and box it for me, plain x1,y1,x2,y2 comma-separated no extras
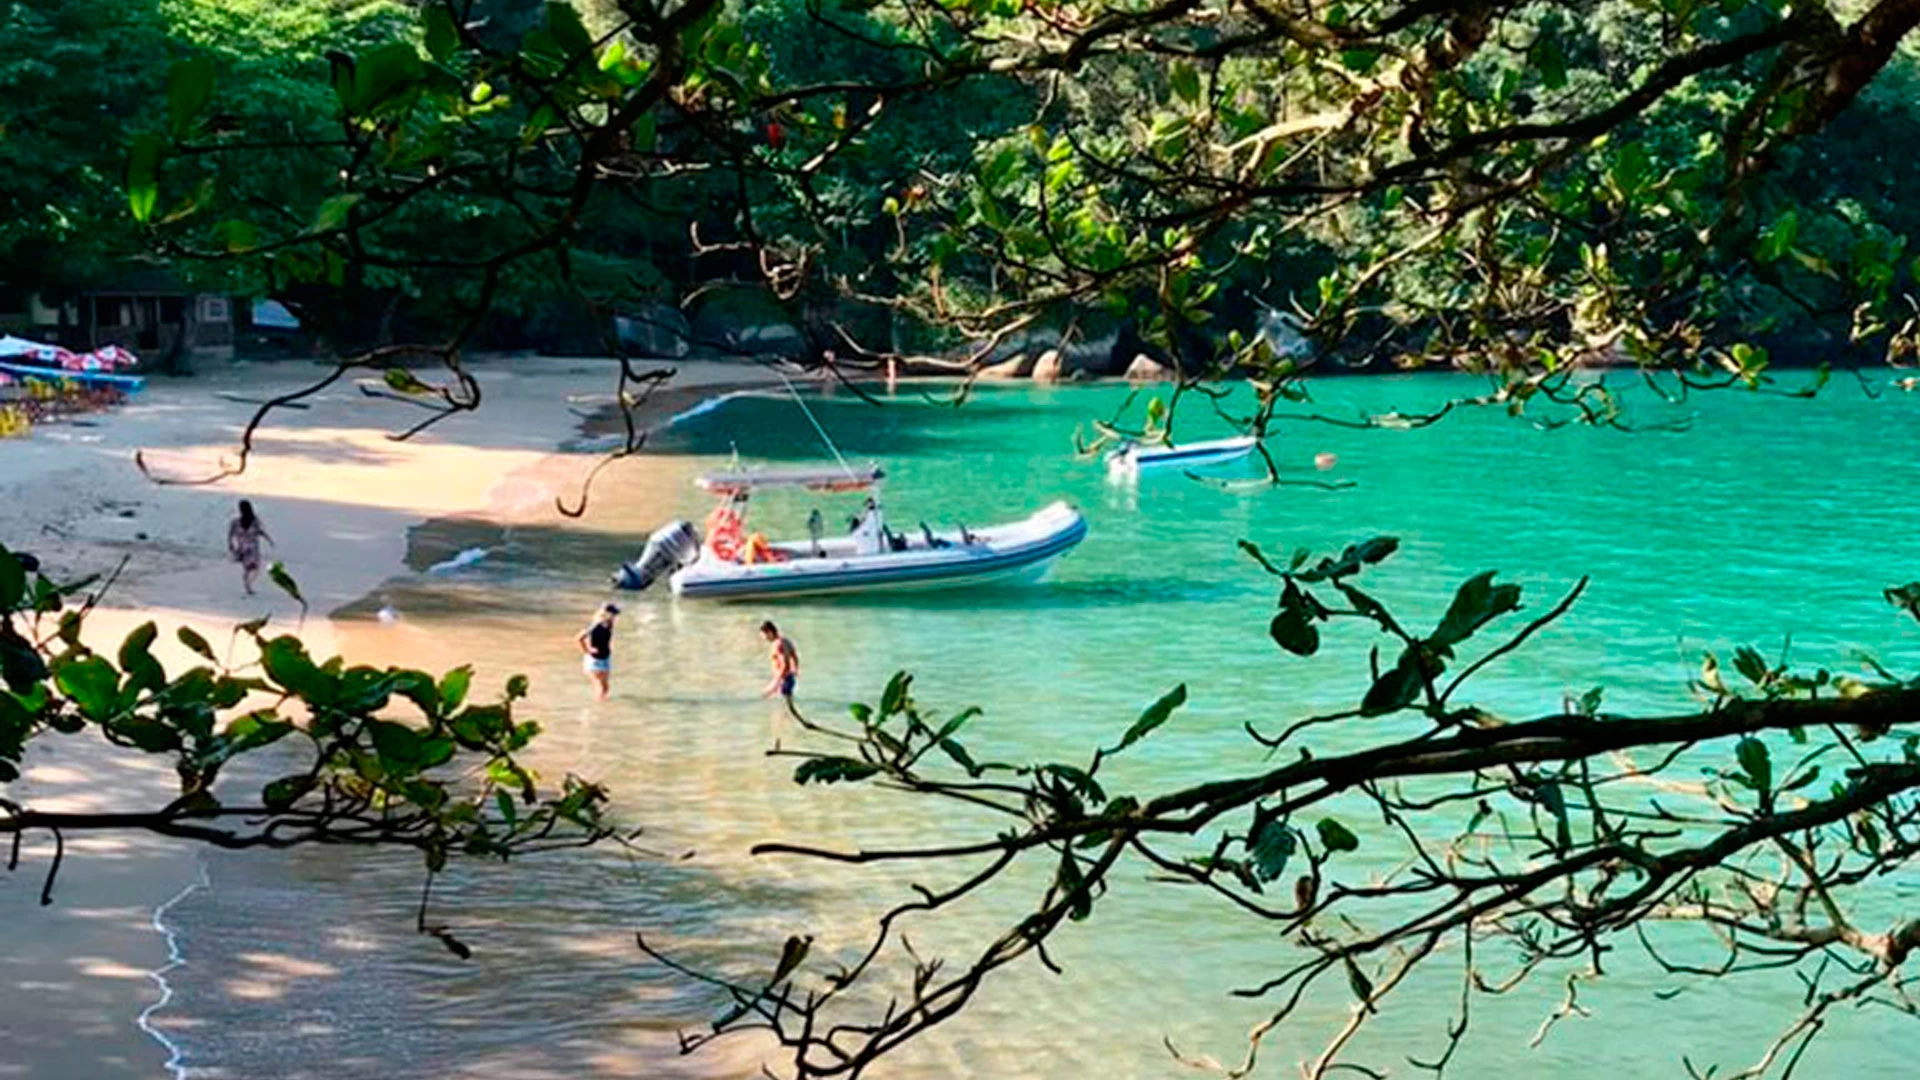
226,499,274,595
577,603,620,700
761,620,799,701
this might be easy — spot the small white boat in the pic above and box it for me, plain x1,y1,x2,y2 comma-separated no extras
1105,434,1258,480
614,465,1087,601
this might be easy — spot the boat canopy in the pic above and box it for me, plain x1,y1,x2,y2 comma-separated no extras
696,464,884,496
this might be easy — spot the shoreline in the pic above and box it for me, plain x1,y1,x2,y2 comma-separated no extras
0,354,774,1080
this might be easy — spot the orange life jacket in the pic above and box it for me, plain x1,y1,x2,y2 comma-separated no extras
705,506,744,560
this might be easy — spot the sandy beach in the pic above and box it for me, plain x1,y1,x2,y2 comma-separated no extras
0,354,773,1080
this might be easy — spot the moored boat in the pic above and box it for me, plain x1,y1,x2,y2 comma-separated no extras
1105,434,1258,480
614,465,1087,601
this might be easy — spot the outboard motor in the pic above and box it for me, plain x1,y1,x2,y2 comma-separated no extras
614,520,701,591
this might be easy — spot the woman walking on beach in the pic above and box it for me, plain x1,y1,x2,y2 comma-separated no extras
226,500,273,595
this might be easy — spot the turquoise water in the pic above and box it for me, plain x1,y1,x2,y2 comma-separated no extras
166,374,1920,1078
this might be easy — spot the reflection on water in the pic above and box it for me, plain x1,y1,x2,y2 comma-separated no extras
164,377,1920,1078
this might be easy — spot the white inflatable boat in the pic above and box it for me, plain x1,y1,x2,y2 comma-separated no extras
1105,435,1259,480
614,465,1087,601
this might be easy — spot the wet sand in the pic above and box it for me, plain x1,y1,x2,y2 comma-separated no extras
0,354,776,1080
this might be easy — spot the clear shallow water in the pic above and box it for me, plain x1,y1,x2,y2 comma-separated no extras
163,374,1920,1078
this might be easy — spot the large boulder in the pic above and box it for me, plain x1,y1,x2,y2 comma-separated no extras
1255,307,1314,362
687,286,803,357
733,322,806,355
1031,348,1065,383
1124,354,1176,383
979,352,1035,379
615,303,692,358
979,322,1130,376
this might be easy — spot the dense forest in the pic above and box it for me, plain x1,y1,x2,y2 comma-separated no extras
9,0,1920,376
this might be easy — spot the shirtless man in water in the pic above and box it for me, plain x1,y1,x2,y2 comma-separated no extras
760,620,799,701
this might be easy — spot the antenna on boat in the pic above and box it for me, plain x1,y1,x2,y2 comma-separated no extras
775,367,859,483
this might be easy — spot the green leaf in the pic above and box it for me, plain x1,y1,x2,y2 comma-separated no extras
167,55,216,139
933,706,982,742
521,105,556,145
679,1,721,53
1168,62,1201,105
1737,736,1772,793
1248,814,1296,882
1731,646,1770,686
770,933,811,985
266,566,306,619
0,629,47,695
793,757,882,785
383,368,430,394
1345,956,1374,1005
1360,649,1426,716
352,42,425,113
127,134,162,224
327,51,356,109
225,711,294,753
439,665,473,713
848,701,873,725
311,193,363,234
1316,818,1360,853
261,773,315,811
1296,536,1399,583
1430,571,1523,650
879,671,912,718
546,2,595,62
1610,142,1650,199
450,704,509,746
1109,683,1186,754
423,5,459,63
1058,850,1093,920
55,656,121,722
1270,583,1321,656
0,549,24,611
1885,582,1920,622
1536,781,1572,852
938,737,981,776
1339,48,1381,73
259,635,327,700
177,626,217,662
1782,765,1822,792
118,621,165,694
417,736,456,770
370,719,425,767
1756,210,1798,264
1534,34,1566,90
107,716,181,753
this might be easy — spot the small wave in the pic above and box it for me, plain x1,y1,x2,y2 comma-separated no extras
138,866,210,1080
664,389,764,428
426,547,491,574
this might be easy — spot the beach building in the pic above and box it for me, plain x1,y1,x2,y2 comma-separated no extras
0,269,238,368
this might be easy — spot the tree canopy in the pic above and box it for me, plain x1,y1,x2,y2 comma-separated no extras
12,0,1920,1076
